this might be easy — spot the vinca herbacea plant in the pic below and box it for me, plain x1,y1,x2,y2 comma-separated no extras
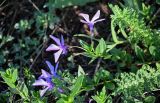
46,35,68,63
79,10,105,36
1,0,160,103
32,61,60,96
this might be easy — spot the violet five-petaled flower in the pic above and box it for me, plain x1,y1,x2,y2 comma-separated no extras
79,10,105,36
33,61,60,97
33,79,54,97
46,35,67,63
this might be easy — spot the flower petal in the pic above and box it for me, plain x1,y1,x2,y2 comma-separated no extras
46,44,60,51
55,62,59,73
38,69,52,80
46,61,55,75
79,13,90,22
93,18,105,23
32,79,48,86
50,35,61,46
61,35,64,46
40,87,49,97
91,10,100,22
80,20,88,24
54,49,63,63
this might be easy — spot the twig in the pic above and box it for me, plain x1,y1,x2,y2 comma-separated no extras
0,0,6,6
7,8,18,35
29,41,47,71
115,95,121,103
94,58,102,74
28,0,41,13
143,89,160,95
148,8,160,25
135,60,160,67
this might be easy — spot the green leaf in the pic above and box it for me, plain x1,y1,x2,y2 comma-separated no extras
156,0,160,4
95,38,107,55
94,69,110,84
79,40,90,51
3,79,16,88
144,96,156,103
79,40,97,61
12,69,18,83
69,75,84,101
92,87,107,103
119,22,128,38
106,43,117,53
0,68,17,88
78,65,85,76
16,82,29,100
105,81,115,90
111,20,119,43
134,44,144,61
56,98,67,103
149,46,156,56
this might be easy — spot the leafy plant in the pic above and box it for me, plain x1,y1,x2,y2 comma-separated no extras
14,20,31,32
57,75,84,103
0,68,29,101
114,64,160,102
79,38,121,63
110,5,157,45
110,4,160,60
0,68,46,102
92,86,112,103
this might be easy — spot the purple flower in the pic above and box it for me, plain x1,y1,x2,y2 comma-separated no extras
33,61,60,96
46,35,67,63
32,79,54,97
45,61,60,78
33,69,53,97
89,99,93,103
79,10,105,36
